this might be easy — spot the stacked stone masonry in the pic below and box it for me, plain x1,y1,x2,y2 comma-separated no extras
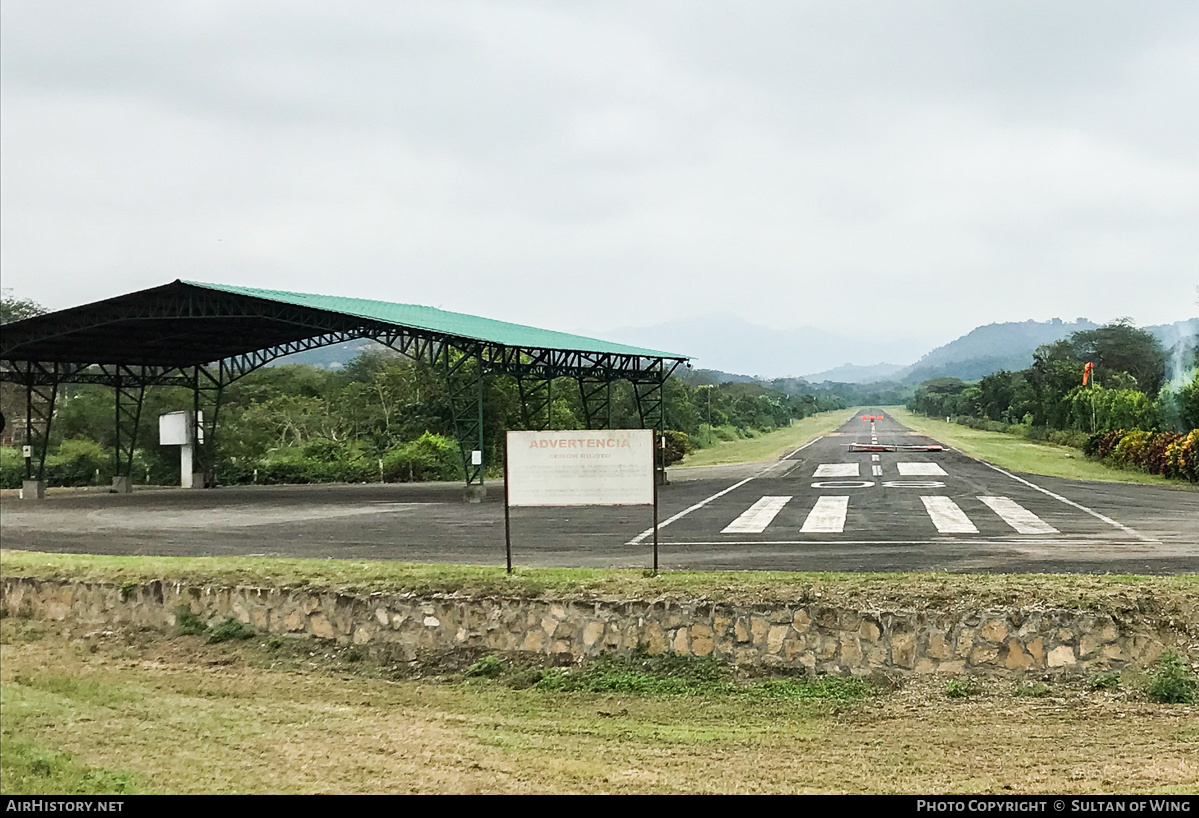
2,577,1192,677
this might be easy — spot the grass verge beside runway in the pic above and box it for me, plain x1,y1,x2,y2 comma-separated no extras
678,409,854,468
2,617,1196,794
4,550,1196,611
890,407,1194,488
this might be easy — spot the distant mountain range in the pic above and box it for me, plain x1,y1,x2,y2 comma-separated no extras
602,314,929,378
272,315,1199,388
801,362,908,384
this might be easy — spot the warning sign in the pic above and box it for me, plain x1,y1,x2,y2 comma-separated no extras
506,429,654,507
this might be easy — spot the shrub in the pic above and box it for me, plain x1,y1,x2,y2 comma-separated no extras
44,439,111,487
661,430,692,467
381,432,461,482
945,678,979,698
1144,651,1196,704
208,617,254,644
464,655,505,679
1087,428,1198,482
0,447,24,490
174,606,206,636
1088,672,1121,691
1163,430,1199,482
1012,681,1051,698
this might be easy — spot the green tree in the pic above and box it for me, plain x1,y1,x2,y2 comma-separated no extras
0,290,46,324
1071,320,1168,396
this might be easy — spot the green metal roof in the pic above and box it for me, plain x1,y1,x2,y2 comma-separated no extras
186,281,687,360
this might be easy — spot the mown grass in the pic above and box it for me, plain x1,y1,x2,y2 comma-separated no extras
890,407,1192,487
3,621,1196,795
678,409,853,468
3,549,1196,612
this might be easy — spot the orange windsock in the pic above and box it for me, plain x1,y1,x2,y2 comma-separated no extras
1083,362,1094,386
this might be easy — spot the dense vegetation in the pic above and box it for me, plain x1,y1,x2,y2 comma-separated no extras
1,293,849,488
908,320,1199,481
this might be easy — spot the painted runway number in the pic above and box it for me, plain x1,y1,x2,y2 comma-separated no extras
814,463,859,478
898,462,947,476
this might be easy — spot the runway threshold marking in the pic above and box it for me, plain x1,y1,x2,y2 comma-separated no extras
651,539,1155,546
801,496,849,533
814,463,859,478
978,496,1058,535
921,496,979,534
966,457,1159,543
722,496,792,533
627,436,824,545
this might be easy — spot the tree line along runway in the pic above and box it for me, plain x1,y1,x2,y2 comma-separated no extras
1,412,1196,574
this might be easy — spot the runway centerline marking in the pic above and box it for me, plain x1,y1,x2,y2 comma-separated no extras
722,496,792,534
814,463,859,478
898,462,947,476
871,464,883,477
978,496,1058,535
627,436,824,545
801,496,849,533
921,496,978,534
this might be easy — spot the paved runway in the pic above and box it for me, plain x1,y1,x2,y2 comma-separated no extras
2,411,1196,574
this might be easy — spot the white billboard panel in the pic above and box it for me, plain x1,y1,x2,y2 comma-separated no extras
159,411,191,445
507,429,654,507
159,411,203,445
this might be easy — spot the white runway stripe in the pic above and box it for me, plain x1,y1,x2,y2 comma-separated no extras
898,462,947,476
722,496,792,533
801,496,850,533
871,464,882,476
978,496,1058,534
814,463,859,478
921,496,978,534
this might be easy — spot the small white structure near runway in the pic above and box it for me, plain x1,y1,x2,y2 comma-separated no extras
159,411,204,488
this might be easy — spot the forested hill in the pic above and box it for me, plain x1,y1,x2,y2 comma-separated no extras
895,319,1098,383
895,318,1198,385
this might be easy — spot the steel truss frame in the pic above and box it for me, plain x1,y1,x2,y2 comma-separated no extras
2,291,683,486
108,366,145,481
577,378,613,431
24,375,58,481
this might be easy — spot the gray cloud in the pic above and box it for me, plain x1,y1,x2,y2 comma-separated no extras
2,1,1196,362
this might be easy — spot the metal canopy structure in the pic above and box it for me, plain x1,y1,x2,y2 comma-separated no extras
0,280,688,488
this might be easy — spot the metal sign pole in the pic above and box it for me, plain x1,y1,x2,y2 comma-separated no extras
653,432,660,574
504,433,512,574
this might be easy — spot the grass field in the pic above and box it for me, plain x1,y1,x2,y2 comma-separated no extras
5,549,1196,610
2,619,1196,795
678,409,853,468
889,407,1194,488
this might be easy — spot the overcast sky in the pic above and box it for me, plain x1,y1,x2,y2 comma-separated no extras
2,1,1197,359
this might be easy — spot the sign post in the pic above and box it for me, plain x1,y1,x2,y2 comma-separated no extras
505,429,657,573
653,432,660,573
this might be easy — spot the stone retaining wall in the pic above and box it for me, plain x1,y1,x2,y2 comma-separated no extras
2,576,1194,677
